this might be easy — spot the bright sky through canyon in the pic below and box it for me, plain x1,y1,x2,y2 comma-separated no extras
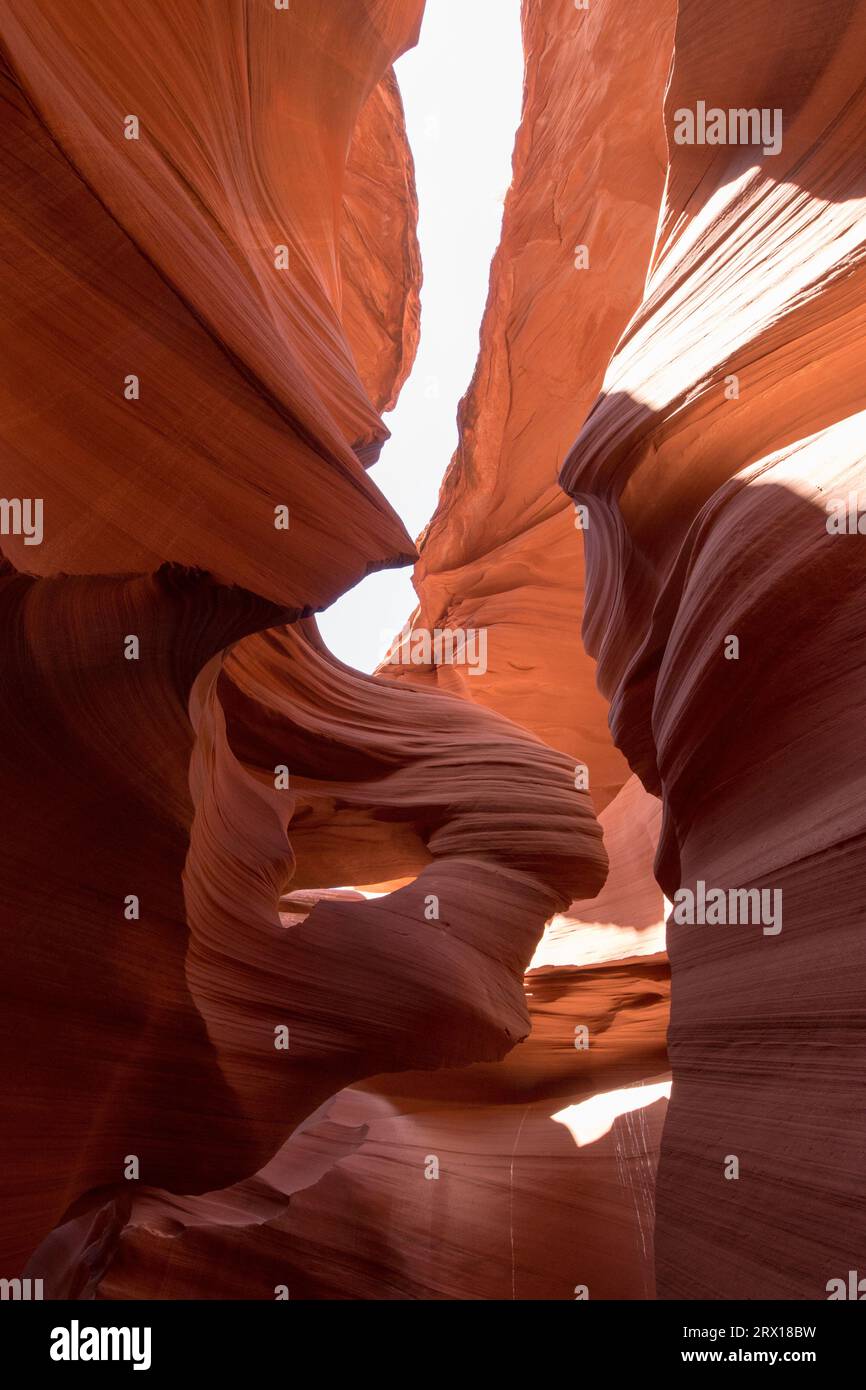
318,0,524,672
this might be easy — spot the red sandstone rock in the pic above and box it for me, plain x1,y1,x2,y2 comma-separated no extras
0,0,423,596
74,942,669,1300
94,1082,670,1302
0,0,437,1279
14,0,863,1308
561,0,866,1301
381,0,676,813
0,0,621,1302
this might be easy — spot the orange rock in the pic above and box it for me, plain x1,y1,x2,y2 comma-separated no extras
562,0,866,1299
382,0,676,812
0,0,623,1303
0,0,423,596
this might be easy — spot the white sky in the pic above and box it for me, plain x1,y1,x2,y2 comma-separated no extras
319,0,525,672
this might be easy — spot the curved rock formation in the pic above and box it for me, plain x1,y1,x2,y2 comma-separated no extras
0,0,620,1302
354,0,677,1299
0,0,423,594
13,0,860,1307
562,0,866,1299
384,0,676,812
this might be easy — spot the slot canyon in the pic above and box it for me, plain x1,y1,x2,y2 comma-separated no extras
1,0,864,1311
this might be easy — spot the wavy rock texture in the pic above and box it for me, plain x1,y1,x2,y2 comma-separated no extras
94,1073,670,1301
562,0,866,1299
355,0,676,1298
0,0,642,1303
532,775,665,970
15,0,856,1307
0,0,423,593
3,0,570,1271
383,0,676,813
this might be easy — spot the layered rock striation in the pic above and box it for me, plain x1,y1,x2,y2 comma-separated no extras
0,0,621,1300
562,0,866,1299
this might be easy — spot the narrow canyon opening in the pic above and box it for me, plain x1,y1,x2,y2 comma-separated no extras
1,0,865,1329
320,0,524,673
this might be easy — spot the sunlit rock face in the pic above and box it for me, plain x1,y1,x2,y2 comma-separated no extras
11,0,860,1308
56,929,669,1301
562,0,866,1299
0,0,435,1279
340,0,678,1299
379,0,677,813
0,0,625,1302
